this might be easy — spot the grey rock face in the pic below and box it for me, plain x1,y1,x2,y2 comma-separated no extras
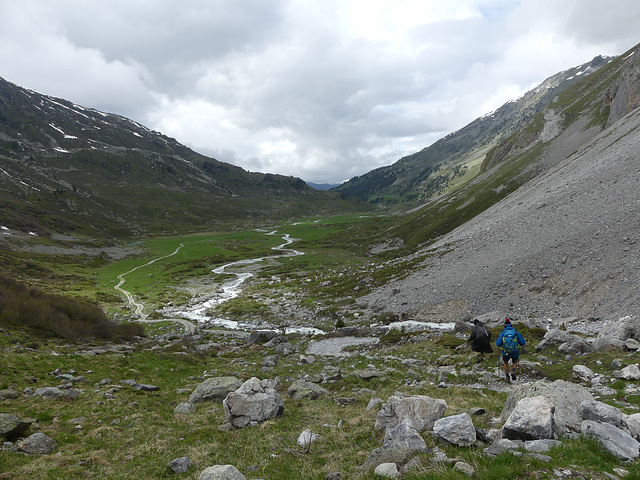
501,380,594,437
433,413,477,447
17,432,57,455
383,422,427,451
375,395,447,432
502,396,555,441
223,377,284,428
581,420,640,461
580,400,622,427
189,376,242,404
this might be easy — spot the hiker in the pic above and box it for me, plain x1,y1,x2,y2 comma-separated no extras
468,319,493,362
496,317,526,383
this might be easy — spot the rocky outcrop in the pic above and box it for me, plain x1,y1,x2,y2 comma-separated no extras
189,377,243,404
223,377,284,428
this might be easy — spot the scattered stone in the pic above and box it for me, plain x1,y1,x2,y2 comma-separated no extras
354,368,383,380
581,420,640,461
362,446,414,472
0,414,31,439
0,389,19,400
299,355,315,364
199,464,246,480
246,330,279,346
433,413,477,447
484,438,520,456
297,428,321,449
367,397,384,412
133,384,159,392
324,472,342,480
223,377,284,428
17,432,57,455
33,387,79,400
262,355,279,368
174,402,197,415
170,456,195,474
189,377,243,404
375,395,447,432
502,396,555,441
274,342,295,355
580,400,622,427
572,365,596,383
287,380,330,400
524,439,562,453
453,461,475,477
614,364,640,380
383,422,427,451
373,462,399,478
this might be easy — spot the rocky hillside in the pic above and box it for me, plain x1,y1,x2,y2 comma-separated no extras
362,43,640,323
0,77,365,239
333,56,612,206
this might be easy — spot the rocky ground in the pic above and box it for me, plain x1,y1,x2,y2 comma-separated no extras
363,106,640,325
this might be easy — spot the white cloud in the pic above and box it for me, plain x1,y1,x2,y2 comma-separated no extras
0,0,638,183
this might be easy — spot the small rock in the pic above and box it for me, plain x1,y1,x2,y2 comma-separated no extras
373,462,399,478
17,433,57,455
297,429,321,449
453,461,475,477
199,464,246,480
169,456,195,474
133,384,160,392
174,402,197,415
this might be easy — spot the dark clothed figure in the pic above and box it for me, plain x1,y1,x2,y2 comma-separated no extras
468,319,493,361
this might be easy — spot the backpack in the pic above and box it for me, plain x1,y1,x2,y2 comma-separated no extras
501,330,518,356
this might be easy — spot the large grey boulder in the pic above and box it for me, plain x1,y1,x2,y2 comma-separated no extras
580,400,622,427
17,432,57,455
287,380,331,400
581,420,640,461
0,413,31,439
223,377,284,428
572,365,596,383
199,464,246,480
623,413,640,440
536,329,593,354
502,396,555,441
383,422,427,451
501,380,594,437
375,395,447,432
189,377,243,404
614,364,640,380
433,413,477,447
593,316,640,351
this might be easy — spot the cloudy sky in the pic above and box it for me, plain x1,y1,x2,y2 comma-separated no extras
1,1,639,184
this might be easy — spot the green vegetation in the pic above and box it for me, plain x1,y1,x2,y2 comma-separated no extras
0,271,143,341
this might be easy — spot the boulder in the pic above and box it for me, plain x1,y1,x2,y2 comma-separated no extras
536,329,592,354
502,396,555,441
0,389,19,400
199,465,246,480
373,463,399,478
580,400,622,427
246,330,279,346
133,384,159,392
170,457,195,474
274,343,295,355
453,461,475,477
174,402,197,415
581,420,640,461
189,377,242,404
297,429,321,449
433,413,477,447
593,316,640,351
375,395,447,432
524,439,562,453
572,365,596,383
223,377,284,428
262,355,279,368
382,422,427,451
484,438,520,456
354,368,383,380
363,445,414,472
17,432,57,455
614,364,640,380
624,413,640,439
287,380,330,400
501,380,594,437
0,413,31,439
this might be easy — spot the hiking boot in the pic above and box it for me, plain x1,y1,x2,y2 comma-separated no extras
511,369,517,381
505,373,511,383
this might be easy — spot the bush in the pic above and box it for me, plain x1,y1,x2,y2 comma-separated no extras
0,271,144,341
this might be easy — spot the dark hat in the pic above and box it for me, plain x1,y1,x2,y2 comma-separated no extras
473,319,480,325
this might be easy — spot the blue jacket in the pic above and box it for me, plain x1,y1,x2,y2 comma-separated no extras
496,324,526,357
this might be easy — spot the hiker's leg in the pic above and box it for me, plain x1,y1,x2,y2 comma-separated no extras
511,357,519,380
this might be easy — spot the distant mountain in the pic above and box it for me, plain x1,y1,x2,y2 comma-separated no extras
333,55,613,207
0,78,365,239
306,182,341,191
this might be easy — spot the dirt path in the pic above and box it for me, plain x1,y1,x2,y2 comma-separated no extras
114,243,198,335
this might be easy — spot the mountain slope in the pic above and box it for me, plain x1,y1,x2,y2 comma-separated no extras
333,55,613,206
0,78,365,239
361,43,640,322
